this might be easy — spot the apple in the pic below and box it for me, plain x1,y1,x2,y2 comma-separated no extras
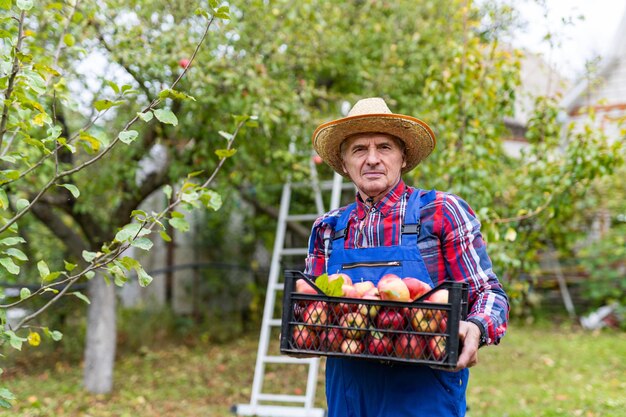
395,334,426,359
341,284,360,298
410,308,439,332
428,335,447,360
375,308,405,330
378,277,411,302
340,338,364,354
378,273,401,286
402,277,432,301
178,58,190,69
292,325,316,350
319,328,344,352
353,281,375,297
295,278,318,294
339,312,368,339
367,332,394,356
328,273,352,286
425,289,449,304
302,301,328,330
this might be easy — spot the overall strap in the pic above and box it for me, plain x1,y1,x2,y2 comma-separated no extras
330,202,356,243
401,189,436,246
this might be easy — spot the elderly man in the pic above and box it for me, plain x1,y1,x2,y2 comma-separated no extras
304,97,509,417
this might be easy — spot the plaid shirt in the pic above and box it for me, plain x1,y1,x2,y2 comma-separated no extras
304,180,509,346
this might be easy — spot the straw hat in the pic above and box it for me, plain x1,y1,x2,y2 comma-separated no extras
312,97,436,176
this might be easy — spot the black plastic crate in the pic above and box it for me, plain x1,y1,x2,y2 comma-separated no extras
280,270,469,368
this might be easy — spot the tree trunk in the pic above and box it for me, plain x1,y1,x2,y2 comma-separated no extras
83,274,117,394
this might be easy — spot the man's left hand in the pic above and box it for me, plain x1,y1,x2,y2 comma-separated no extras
454,320,482,371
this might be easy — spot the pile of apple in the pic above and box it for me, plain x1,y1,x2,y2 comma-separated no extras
291,273,449,362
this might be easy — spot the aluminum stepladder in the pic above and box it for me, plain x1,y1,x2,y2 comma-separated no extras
234,157,349,417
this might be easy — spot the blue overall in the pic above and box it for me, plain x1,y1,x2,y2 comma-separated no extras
323,189,469,417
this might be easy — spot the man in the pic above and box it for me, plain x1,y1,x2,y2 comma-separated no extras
304,97,509,417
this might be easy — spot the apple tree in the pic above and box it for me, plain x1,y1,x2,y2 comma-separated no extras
0,0,253,400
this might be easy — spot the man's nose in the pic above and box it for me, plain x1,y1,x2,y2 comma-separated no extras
366,148,381,164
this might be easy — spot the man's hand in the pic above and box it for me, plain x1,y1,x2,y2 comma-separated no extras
454,320,482,371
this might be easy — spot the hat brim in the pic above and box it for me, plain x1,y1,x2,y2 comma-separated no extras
312,113,436,177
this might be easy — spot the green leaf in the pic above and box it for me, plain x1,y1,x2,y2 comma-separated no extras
6,248,28,261
59,183,80,199
218,131,233,140
82,250,98,262
200,190,222,211
71,291,90,304
94,99,124,112
114,223,142,242
505,227,517,242
0,0,12,11
137,111,154,122
85,271,95,280
78,132,101,152
0,257,20,275
5,330,27,350
131,237,153,251
118,256,140,271
64,260,77,271
154,109,178,126
118,130,139,144
158,89,196,102
215,148,237,158
159,230,172,242
0,189,7,209
169,216,189,232
0,388,15,401
37,260,50,279
0,237,26,246
43,329,63,341
106,80,120,94
0,169,19,185
19,288,30,300
16,0,32,10
136,265,153,287
63,33,75,47
16,198,29,211
163,184,173,200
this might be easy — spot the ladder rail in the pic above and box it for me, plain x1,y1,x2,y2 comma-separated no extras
237,159,346,417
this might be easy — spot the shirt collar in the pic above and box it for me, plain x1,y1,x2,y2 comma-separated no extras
355,179,408,219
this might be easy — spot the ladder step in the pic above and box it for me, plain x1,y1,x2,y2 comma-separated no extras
257,393,307,403
267,318,282,327
286,214,320,222
263,355,317,364
280,248,309,256
234,404,326,417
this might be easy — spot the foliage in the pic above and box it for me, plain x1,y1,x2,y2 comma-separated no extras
0,0,252,402
1,324,625,416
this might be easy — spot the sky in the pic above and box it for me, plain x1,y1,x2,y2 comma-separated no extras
511,0,626,80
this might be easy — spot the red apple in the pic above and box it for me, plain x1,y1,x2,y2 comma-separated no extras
367,332,394,356
378,273,401,286
402,277,432,301
302,301,328,330
378,277,411,302
319,328,344,352
340,338,364,354
341,284,360,298
328,273,352,286
428,335,447,360
339,312,368,339
292,325,316,350
395,334,426,359
375,308,405,330
425,289,449,304
178,58,190,69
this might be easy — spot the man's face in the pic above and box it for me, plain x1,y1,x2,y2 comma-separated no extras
341,133,406,202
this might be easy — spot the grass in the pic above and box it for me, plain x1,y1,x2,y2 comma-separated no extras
1,324,625,417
